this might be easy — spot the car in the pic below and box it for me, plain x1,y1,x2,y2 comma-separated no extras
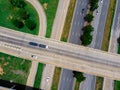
29,42,38,46
100,0,103,3
96,10,99,15
81,8,85,14
46,77,50,82
39,44,48,49
31,55,37,59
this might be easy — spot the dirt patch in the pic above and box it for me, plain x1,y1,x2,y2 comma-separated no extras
43,3,48,10
12,70,27,77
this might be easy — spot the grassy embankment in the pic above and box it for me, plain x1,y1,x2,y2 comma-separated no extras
0,0,39,35
0,0,39,85
96,0,116,90
51,0,76,90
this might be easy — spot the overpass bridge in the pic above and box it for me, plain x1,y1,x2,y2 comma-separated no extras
0,26,120,80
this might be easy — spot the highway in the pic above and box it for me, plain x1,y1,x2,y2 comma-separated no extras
1,27,120,80
80,0,110,90
58,0,89,90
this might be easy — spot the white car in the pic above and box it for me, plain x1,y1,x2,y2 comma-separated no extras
31,55,37,59
100,0,103,3
96,10,99,15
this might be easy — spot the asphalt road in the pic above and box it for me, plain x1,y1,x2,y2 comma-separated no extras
81,0,110,90
58,0,89,90
59,0,110,89
94,0,110,49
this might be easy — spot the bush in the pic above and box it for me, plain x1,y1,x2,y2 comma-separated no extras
89,0,99,11
80,33,93,46
84,13,94,22
117,37,120,44
25,20,36,30
9,0,26,8
73,71,86,83
12,19,24,29
18,9,30,20
82,25,94,34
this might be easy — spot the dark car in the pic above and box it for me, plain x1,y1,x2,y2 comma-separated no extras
29,42,38,46
39,44,48,48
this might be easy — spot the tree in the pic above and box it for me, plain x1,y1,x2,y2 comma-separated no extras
9,0,26,8
73,71,86,83
82,25,94,34
12,18,24,29
117,37,120,44
89,0,99,11
25,19,36,30
18,9,30,20
84,13,94,22
80,33,93,46
90,3,98,11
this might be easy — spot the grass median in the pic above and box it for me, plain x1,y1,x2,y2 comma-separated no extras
96,0,116,90
51,0,76,90
39,0,59,38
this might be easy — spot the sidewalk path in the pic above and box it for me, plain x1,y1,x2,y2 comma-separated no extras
40,0,70,90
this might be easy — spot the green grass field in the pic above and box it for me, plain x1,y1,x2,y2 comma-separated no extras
34,63,44,89
0,0,39,35
39,0,59,38
0,52,31,85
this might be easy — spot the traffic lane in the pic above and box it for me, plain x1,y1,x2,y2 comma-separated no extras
80,74,96,90
58,69,74,90
68,0,89,44
113,0,120,31
94,0,110,49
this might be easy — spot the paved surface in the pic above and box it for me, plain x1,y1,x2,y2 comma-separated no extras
93,0,110,49
80,0,110,90
51,0,70,40
26,61,38,87
58,0,89,90
68,0,89,44
58,69,74,90
103,0,120,90
40,0,70,90
40,64,55,90
25,0,46,87
1,27,120,80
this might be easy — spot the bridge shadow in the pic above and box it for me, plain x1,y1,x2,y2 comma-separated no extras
0,79,43,90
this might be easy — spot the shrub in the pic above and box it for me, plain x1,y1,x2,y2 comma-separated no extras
12,18,24,29
80,33,93,46
84,13,94,22
25,20,36,30
9,0,26,8
73,71,86,83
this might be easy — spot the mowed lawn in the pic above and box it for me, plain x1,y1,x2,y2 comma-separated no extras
0,0,39,35
0,52,31,85
39,0,59,38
